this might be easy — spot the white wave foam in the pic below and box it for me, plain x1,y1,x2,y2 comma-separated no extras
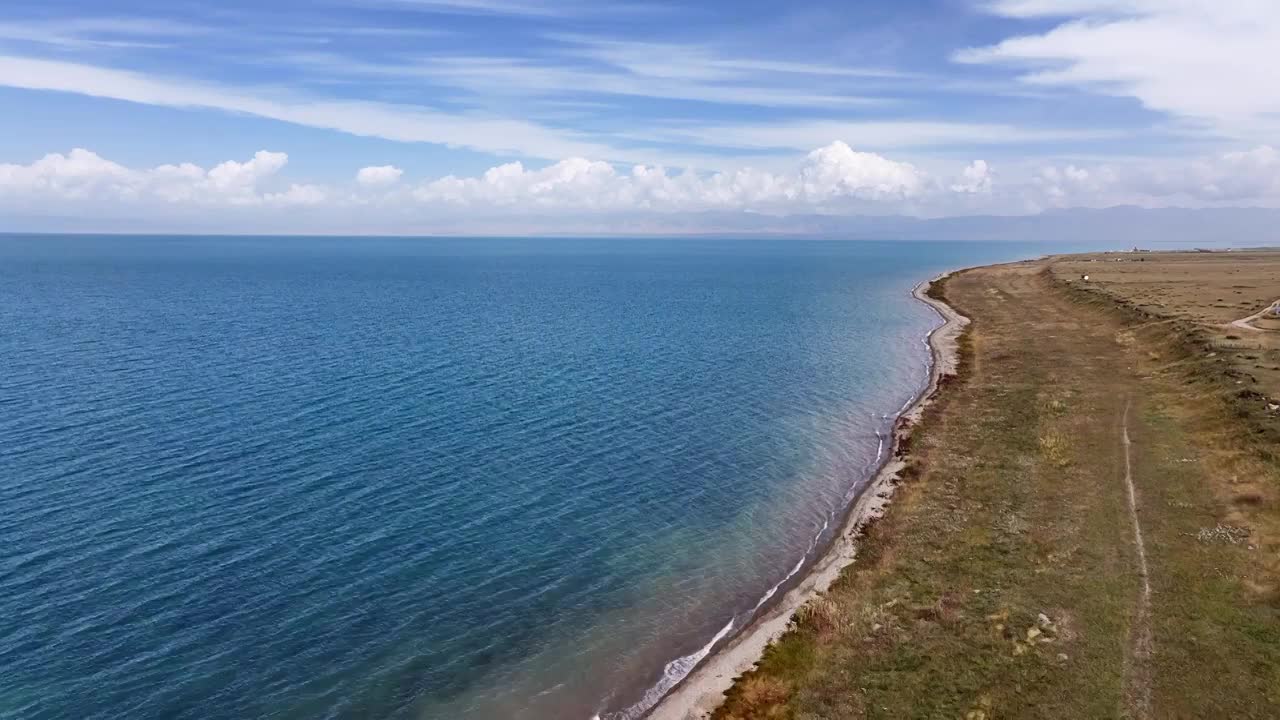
598,281,949,720
605,511,835,720
603,617,736,720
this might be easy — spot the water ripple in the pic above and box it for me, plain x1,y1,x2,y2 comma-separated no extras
0,235,1023,720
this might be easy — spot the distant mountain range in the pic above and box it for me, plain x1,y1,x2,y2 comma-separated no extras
561,206,1280,246
5,206,1280,246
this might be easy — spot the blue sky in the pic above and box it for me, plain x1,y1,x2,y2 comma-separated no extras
0,0,1276,231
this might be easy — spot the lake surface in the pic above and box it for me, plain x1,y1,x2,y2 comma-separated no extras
0,235,1056,720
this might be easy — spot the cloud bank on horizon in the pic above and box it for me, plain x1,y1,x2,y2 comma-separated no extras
0,0,1277,231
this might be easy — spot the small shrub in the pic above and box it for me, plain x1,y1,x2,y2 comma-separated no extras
794,597,840,634
1038,431,1072,467
734,676,790,715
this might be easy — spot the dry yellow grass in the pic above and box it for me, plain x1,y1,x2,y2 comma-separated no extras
721,677,790,719
1051,249,1280,405
793,597,841,635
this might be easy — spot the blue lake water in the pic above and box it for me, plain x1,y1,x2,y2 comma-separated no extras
1,235,1067,720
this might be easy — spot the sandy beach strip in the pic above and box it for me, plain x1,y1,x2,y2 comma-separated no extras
644,271,970,720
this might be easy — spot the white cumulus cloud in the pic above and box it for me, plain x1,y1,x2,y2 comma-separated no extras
356,165,404,186
266,184,328,206
414,142,929,211
950,160,993,194
0,148,304,206
1018,144,1280,208
207,150,289,191
799,141,923,201
0,148,132,198
5,142,1277,232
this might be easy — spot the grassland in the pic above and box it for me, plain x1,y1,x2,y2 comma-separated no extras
706,255,1280,719
1052,249,1280,407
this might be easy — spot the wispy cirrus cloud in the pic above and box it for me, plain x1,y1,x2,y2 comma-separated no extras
0,54,629,161
0,0,1269,235
274,39,895,111
958,0,1280,142
630,119,1128,152
980,0,1158,18
356,0,565,16
338,0,661,18
0,48,1138,172
548,36,918,82
0,17,206,49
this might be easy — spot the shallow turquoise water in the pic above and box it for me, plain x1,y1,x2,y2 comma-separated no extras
0,236,1058,719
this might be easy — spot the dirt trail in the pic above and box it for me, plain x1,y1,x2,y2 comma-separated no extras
1120,399,1153,720
1228,299,1280,332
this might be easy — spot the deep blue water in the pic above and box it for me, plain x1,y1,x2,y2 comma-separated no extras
1,235,1059,720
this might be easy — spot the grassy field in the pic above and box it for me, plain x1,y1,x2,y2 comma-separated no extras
1051,249,1280,407
710,257,1280,719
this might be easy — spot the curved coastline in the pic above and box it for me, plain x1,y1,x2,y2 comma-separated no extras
640,270,971,720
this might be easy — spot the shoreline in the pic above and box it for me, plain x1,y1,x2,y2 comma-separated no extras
643,271,971,720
